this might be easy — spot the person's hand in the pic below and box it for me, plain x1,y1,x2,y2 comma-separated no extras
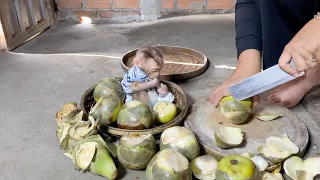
157,83,168,95
278,17,320,75
151,78,160,87
210,49,262,107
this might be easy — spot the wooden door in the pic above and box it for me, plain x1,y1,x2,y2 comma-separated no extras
0,0,54,51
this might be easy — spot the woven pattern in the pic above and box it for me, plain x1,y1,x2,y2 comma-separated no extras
80,78,188,137
122,45,208,80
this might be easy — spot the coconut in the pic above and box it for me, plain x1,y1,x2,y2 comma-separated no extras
153,101,177,124
216,155,260,180
214,126,244,149
117,134,156,170
160,126,200,161
219,96,252,124
191,155,218,180
93,78,125,102
146,149,192,180
90,96,123,126
117,100,154,130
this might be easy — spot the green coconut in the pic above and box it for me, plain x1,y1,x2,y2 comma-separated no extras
93,78,125,102
191,155,218,180
90,96,123,126
216,155,260,180
219,100,250,125
117,134,156,170
160,126,200,161
153,101,178,124
117,100,154,130
146,149,192,180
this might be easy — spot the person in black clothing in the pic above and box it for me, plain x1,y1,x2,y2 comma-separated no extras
210,0,320,108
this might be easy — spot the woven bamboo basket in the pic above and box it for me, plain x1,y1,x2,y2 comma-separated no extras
80,78,188,138
121,45,208,81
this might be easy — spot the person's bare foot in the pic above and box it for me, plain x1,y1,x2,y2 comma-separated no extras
268,66,320,108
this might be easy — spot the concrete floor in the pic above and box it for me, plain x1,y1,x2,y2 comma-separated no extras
1,14,319,180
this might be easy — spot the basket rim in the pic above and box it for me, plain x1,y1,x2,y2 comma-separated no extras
121,45,208,80
80,79,189,136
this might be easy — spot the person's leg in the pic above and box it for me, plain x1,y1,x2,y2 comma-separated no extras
259,0,318,108
268,66,320,108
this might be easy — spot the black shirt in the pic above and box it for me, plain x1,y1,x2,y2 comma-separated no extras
235,0,318,69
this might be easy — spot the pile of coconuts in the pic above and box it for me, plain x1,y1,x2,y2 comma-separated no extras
90,78,179,130
55,78,320,180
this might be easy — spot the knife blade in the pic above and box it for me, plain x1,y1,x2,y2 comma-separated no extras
228,60,305,101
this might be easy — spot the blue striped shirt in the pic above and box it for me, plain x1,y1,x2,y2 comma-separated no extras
121,66,149,94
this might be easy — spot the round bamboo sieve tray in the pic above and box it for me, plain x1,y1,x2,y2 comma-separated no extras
121,45,208,81
80,78,188,138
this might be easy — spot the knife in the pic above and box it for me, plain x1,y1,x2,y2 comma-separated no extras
228,60,305,101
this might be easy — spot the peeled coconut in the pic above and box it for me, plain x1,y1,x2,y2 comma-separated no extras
90,96,123,126
284,156,320,180
146,149,192,180
214,126,244,149
160,126,200,161
219,96,252,124
117,134,156,170
191,155,218,180
117,100,154,130
93,78,125,102
216,155,260,180
153,101,177,124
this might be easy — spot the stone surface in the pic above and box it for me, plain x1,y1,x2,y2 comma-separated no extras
139,0,161,21
1,14,319,180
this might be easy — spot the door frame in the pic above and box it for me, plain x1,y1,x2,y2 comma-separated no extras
0,0,55,51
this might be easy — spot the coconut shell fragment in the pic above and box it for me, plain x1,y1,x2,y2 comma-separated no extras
214,126,244,149
256,114,281,121
56,102,79,128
